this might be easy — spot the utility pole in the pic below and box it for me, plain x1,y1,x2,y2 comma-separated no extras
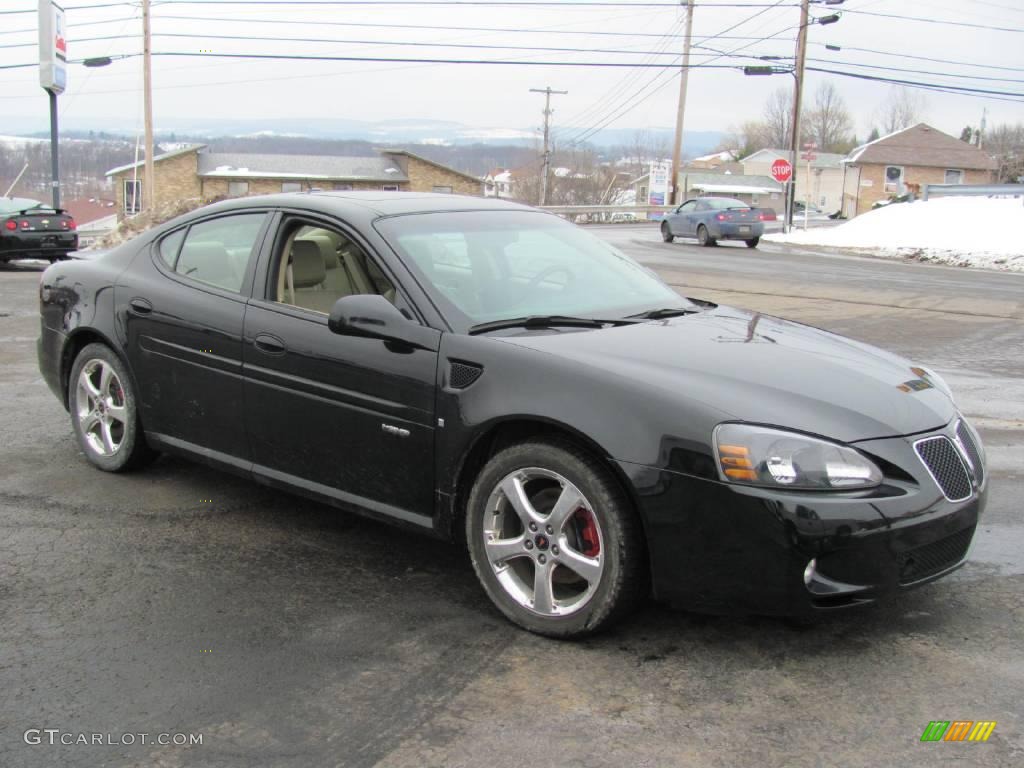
785,0,810,233
142,0,155,213
530,86,567,206
669,0,694,206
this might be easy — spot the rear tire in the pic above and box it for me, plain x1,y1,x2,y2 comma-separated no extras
465,439,646,637
69,343,156,472
697,225,716,247
745,237,760,248
660,222,674,243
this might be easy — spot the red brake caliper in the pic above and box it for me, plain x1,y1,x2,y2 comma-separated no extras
572,508,600,557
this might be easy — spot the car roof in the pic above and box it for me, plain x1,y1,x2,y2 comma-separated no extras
197,191,539,219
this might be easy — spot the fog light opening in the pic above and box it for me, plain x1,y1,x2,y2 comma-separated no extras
804,558,817,587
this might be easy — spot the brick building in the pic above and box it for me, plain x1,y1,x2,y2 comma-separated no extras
106,145,483,217
841,124,997,216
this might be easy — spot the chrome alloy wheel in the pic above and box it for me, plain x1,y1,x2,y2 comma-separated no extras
482,467,605,617
75,359,127,457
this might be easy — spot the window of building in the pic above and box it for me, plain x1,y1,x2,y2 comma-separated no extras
639,186,648,201
884,166,904,193
228,181,249,197
281,182,302,193
333,183,353,191
382,184,399,192
944,169,964,185
432,185,453,194
123,179,142,215
173,214,267,293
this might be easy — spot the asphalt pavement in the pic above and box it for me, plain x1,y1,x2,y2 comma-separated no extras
1,232,1022,768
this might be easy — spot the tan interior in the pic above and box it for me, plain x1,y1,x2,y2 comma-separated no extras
275,224,396,314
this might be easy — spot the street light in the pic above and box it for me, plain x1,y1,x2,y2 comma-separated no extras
742,0,843,232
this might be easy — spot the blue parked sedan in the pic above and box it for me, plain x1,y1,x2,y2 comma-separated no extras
661,196,766,248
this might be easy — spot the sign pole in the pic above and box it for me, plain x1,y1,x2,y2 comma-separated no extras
39,1,67,210
48,89,60,209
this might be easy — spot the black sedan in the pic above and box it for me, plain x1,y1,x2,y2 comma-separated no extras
36,193,986,637
1,197,78,263
661,196,767,248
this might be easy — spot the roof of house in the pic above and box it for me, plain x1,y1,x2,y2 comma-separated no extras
846,123,997,170
198,152,409,182
384,149,482,184
691,183,779,196
740,148,847,169
61,197,117,225
681,171,782,190
105,144,206,176
106,145,480,184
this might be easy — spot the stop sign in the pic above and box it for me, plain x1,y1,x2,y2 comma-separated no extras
771,158,793,183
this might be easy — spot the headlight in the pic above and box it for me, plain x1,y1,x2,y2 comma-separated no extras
714,424,883,490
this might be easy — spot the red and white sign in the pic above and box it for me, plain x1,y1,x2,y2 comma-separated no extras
770,158,793,183
38,1,67,94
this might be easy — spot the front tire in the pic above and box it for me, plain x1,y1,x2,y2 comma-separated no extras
466,439,645,637
660,222,675,243
69,343,156,472
745,237,760,248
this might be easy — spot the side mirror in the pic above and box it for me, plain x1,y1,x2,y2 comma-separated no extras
327,294,438,351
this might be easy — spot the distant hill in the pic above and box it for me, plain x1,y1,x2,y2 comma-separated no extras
4,115,725,154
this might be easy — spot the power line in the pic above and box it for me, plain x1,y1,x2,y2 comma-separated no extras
806,57,1024,84
145,14,790,40
560,0,793,145
807,66,1024,100
841,8,1024,33
809,42,1024,74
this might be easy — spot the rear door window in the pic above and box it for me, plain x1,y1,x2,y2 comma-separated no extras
173,214,266,293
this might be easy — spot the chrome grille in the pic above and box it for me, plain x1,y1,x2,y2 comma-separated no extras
914,436,972,502
956,420,985,485
897,526,974,585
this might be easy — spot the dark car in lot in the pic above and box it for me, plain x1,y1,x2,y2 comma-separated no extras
661,196,767,248
1,197,77,263
36,192,986,637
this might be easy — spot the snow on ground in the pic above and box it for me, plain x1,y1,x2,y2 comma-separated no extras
764,196,1024,271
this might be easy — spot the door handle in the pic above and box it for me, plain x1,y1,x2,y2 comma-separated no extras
253,333,286,355
128,298,153,314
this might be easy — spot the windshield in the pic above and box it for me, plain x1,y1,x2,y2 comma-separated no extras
702,198,749,210
0,197,44,214
376,210,693,331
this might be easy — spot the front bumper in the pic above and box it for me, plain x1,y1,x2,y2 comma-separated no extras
617,422,986,616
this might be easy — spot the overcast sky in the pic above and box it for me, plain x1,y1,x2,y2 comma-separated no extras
2,0,1022,144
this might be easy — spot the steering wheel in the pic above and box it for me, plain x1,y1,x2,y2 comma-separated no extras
522,265,575,296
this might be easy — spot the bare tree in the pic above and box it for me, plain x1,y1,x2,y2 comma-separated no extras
804,83,855,153
876,87,928,134
762,88,794,149
984,122,1024,182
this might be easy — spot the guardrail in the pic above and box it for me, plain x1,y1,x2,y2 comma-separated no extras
538,204,672,223
539,204,672,215
921,183,1024,201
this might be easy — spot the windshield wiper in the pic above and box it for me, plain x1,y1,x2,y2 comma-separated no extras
468,315,636,335
627,307,700,320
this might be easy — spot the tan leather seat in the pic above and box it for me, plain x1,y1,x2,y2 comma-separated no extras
177,241,239,291
289,240,338,314
298,235,355,296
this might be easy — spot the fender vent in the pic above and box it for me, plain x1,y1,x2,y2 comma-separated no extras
448,360,483,390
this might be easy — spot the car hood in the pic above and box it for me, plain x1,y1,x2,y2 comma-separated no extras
495,306,956,443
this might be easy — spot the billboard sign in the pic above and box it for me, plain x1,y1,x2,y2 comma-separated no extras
648,161,670,205
39,1,67,94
